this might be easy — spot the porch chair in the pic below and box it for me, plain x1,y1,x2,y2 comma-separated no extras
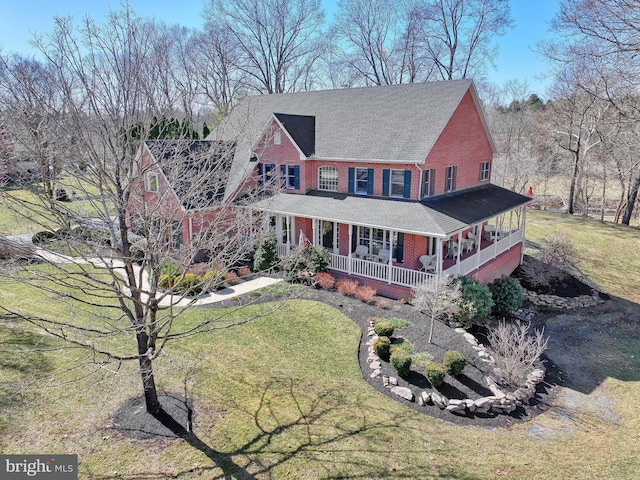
377,249,391,263
419,254,436,272
354,244,368,259
445,241,459,258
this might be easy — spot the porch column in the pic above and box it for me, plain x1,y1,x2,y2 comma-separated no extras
521,206,527,263
436,238,443,275
312,219,318,247
508,209,514,248
387,229,395,284
348,223,353,274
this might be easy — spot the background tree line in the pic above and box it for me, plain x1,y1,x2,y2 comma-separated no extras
1,0,639,224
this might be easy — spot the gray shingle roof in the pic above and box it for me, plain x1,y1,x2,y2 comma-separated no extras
251,191,467,237
210,80,494,201
145,140,235,210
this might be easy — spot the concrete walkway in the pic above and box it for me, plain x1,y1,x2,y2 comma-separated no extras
5,234,281,307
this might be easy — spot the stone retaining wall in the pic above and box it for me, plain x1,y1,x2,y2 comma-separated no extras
522,289,604,309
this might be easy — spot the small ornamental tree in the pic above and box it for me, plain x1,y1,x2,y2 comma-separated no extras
412,275,462,343
488,275,523,318
253,233,279,272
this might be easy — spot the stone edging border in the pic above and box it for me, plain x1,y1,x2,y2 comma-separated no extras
365,321,546,416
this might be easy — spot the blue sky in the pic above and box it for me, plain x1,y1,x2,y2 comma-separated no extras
0,0,559,96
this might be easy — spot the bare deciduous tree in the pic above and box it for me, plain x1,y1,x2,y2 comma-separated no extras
0,7,277,416
418,0,513,81
204,0,327,94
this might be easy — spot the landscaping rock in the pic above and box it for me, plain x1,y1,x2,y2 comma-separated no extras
370,369,381,378
391,386,414,402
369,361,381,370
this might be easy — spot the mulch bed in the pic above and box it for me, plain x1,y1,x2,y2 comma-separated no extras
210,284,564,428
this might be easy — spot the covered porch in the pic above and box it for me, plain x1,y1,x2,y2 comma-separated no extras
258,185,530,290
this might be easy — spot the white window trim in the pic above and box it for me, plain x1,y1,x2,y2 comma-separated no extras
144,171,159,193
390,169,405,198
318,166,338,191
480,161,490,181
355,167,369,194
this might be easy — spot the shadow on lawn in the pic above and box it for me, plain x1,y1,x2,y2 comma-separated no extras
109,380,485,480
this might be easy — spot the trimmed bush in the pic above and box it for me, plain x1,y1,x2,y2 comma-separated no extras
424,361,446,387
161,261,180,277
202,270,225,291
375,299,389,309
372,335,391,360
452,275,494,328
390,351,412,377
158,274,174,289
225,270,239,285
315,272,335,290
238,266,252,277
488,275,523,318
336,279,359,297
411,352,434,369
32,230,57,244
355,285,377,303
443,350,466,376
374,320,394,338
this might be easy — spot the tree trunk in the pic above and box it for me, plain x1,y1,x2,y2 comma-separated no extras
621,174,640,225
567,152,580,215
139,355,161,414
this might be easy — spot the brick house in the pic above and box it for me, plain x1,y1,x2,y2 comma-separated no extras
134,80,530,299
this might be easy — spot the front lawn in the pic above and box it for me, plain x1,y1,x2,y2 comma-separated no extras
0,210,639,478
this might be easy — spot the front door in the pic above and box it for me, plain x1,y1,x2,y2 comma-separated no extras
316,220,338,253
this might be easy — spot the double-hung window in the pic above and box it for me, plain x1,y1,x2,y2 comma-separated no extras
445,166,457,192
258,163,277,186
421,169,435,198
480,161,490,181
382,169,412,198
348,167,374,195
355,168,369,194
280,165,300,189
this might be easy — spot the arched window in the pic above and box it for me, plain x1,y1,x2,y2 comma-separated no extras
318,166,338,191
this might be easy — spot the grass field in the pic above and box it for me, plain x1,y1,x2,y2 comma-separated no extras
0,211,639,479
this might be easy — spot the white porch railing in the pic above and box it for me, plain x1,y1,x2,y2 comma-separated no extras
277,228,523,289
445,229,523,276
329,254,438,288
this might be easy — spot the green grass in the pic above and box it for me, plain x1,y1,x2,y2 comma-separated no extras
526,210,640,303
0,212,639,478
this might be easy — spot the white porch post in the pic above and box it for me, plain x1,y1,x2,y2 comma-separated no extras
312,219,318,247
387,229,395,284
348,223,353,274
521,206,527,263
508,209,514,248
456,231,461,272
436,238,443,275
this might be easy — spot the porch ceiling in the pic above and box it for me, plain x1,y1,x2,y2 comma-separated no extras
249,190,467,237
421,184,531,225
